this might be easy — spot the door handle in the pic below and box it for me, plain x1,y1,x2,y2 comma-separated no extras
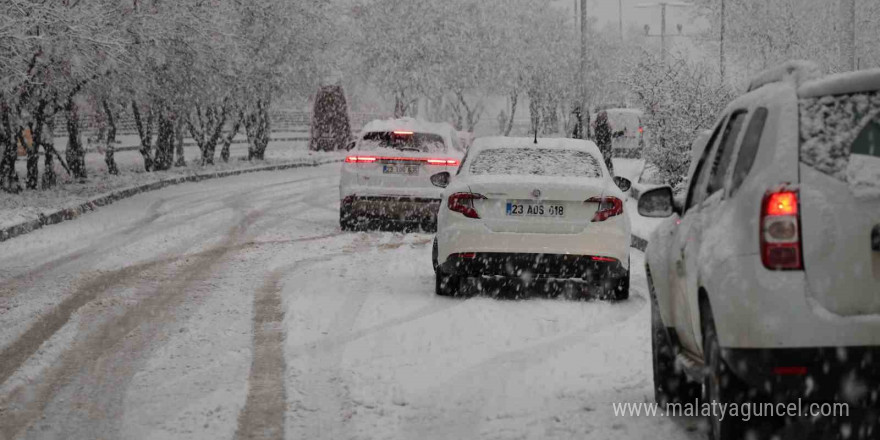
872,225,879,252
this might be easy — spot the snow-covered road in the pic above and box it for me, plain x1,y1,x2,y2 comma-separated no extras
0,163,703,440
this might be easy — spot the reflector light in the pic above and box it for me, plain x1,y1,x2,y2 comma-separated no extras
766,191,798,216
586,196,624,222
591,256,617,262
393,130,414,135
773,366,807,376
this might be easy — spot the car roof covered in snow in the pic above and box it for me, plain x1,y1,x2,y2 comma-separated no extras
471,136,602,155
603,108,643,116
360,117,456,138
798,68,880,98
469,137,608,167
747,60,823,93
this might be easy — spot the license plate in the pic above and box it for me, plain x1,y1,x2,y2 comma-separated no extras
383,164,419,175
506,201,565,217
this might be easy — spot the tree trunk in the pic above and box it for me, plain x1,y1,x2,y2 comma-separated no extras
504,91,518,136
103,101,118,175
0,102,21,193
64,97,87,180
245,100,271,161
24,128,38,190
153,111,175,171
221,117,241,163
132,101,154,172
41,117,57,189
174,118,186,167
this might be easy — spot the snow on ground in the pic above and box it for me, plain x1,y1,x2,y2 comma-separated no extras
0,139,343,231
0,162,699,439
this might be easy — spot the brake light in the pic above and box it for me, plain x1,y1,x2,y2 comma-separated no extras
638,127,644,134
393,130,414,135
345,156,458,166
345,156,377,163
760,189,803,270
586,196,623,222
426,158,459,166
448,192,485,219
591,256,617,262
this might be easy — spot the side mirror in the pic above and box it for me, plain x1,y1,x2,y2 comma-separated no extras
345,141,356,151
638,186,676,218
613,176,632,193
430,171,451,188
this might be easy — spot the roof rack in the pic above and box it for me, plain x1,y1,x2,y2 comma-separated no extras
746,60,823,92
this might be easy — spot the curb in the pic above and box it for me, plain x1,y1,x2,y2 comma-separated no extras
0,158,342,243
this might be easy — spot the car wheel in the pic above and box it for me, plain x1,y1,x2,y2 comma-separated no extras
612,258,630,301
435,270,459,297
702,302,748,440
340,207,355,231
650,270,700,406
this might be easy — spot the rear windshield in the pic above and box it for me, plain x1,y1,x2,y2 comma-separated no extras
359,131,446,153
469,148,602,178
800,92,880,192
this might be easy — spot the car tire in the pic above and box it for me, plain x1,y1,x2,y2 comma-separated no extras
650,270,700,406
612,259,630,301
702,301,749,440
340,207,355,231
435,270,459,297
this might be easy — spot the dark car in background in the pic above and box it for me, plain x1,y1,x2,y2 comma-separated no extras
309,85,351,151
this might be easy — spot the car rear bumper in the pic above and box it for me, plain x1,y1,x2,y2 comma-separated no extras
342,195,440,222
436,222,630,268
438,252,628,280
722,345,880,407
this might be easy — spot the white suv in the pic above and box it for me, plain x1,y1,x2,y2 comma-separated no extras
638,62,880,439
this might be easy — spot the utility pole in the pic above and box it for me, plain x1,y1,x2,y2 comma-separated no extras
619,0,624,40
839,0,855,71
635,2,689,63
580,0,588,139
720,0,725,82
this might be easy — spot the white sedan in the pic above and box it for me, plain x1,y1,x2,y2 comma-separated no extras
431,137,633,300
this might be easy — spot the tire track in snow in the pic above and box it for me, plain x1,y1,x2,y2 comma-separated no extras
234,270,288,440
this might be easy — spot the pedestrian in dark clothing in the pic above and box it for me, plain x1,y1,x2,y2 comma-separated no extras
594,111,615,175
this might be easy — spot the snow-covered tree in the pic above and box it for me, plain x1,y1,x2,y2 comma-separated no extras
626,52,734,189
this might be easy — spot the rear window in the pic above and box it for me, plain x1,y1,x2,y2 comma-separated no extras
359,131,446,153
468,148,602,178
800,92,880,191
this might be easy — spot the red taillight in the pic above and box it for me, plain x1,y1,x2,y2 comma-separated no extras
425,158,459,166
345,156,458,166
448,192,485,219
586,196,623,222
638,127,644,134
345,155,377,163
591,256,617,262
761,189,803,270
